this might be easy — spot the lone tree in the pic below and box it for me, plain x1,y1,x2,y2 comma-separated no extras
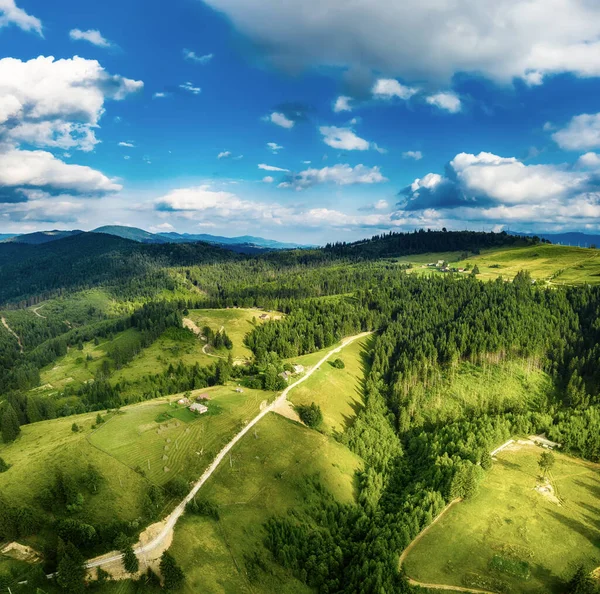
538,451,555,477
160,551,185,590
1,403,21,443
566,565,596,594
56,540,86,593
471,264,480,276
0,456,10,472
122,543,139,574
296,403,323,429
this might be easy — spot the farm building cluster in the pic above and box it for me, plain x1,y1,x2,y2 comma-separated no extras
177,393,210,414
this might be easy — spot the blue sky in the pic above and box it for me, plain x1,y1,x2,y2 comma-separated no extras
3,0,600,243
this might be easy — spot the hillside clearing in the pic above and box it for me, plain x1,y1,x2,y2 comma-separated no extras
403,444,600,593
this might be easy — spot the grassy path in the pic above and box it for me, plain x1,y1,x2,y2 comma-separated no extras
85,332,372,574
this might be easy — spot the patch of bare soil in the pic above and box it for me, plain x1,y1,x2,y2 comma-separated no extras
535,479,561,505
272,399,301,423
182,317,202,335
1,542,41,563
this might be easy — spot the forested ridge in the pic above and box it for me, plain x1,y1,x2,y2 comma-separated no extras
1,230,599,592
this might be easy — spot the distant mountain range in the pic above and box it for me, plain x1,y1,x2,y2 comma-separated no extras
518,231,600,247
0,226,313,252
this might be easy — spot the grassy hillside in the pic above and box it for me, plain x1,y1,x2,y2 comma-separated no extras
89,385,275,486
0,411,148,540
403,444,600,593
401,243,600,285
169,413,362,594
186,307,279,361
288,335,372,435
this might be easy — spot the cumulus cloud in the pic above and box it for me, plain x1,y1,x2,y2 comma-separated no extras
398,151,600,229
262,176,275,183
119,141,135,148
403,150,423,160
577,152,600,169
151,184,392,230
553,113,600,150
201,0,600,85
217,151,231,159
426,92,462,113
320,126,370,151
281,163,387,190
0,56,143,152
267,142,283,153
1,191,85,223
69,28,112,48
153,92,168,99
0,0,42,35
264,111,294,129
0,147,121,197
258,163,289,172
183,49,214,64
372,78,417,100
333,96,352,112
149,222,175,232
179,82,201,94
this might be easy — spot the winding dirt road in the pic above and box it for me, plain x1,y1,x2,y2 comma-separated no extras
1,316,23,353
86,331,372,573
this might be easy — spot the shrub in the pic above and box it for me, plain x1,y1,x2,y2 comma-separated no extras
296,403,323,429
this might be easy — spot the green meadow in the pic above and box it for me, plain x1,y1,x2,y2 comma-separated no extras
403,445,600,593
89,385,275,486
288,335,372,435
402,244,600,285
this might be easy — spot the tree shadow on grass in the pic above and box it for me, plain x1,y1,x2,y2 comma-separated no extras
546,508,600,548
335,335,376,439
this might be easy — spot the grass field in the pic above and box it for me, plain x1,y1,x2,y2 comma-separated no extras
0,411,147,540
399,244,600,285
403,444,600,593
89,385,276,486
168,413,362,594
404,358,553,428
186,307,279,360
288,335,372,435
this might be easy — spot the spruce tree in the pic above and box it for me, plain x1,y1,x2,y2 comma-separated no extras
1,404,20,443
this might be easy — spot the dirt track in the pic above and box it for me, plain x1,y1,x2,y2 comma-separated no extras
1,316,23,352
85,332,372,577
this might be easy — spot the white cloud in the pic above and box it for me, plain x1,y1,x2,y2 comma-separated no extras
399,151,600,230
283,163,387,190
183,49,214,64
265,111,294,129
149,222,175,232
372,78,417,100
320,126,369,151
262,176,275,183
0,0,42,35
403,150,423,160
372,143,387,154
218,151,231,159
152,184,392,230
201,0,600,85
553,113,600,150
179,81,201,94
426,92,462,113
258,163,289,172
123,155,130,160
577,152,600,169
119,141,135,148
0,147,121,195
333,95,352,112
69,28,112,48
0,56,143,152
153,92,168,99
267,142,283,153
1,192,86,223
